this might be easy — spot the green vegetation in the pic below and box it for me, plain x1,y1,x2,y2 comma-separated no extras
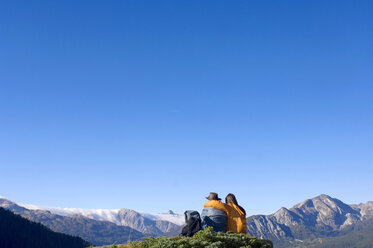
97,227,273,248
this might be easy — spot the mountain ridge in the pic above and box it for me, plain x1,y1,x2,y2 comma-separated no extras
0,197,184,245
0,197,144,246
247,194,373,247
18,202,185,226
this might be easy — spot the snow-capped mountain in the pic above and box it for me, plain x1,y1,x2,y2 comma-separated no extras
0,195,184,240
19,203,185,227
0,197,144,246
0,196,185,244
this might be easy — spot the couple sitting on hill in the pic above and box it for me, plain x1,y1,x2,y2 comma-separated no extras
202,192,246,234
180,192,246,237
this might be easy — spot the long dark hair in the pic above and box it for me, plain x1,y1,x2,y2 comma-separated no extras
225,193,246,216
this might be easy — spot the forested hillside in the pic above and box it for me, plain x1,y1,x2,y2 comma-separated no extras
0,207,90,248
277,218,373,248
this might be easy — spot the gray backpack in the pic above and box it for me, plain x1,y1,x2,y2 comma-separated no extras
180,210,202,237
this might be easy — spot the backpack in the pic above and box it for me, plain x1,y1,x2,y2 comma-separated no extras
180,210,202,237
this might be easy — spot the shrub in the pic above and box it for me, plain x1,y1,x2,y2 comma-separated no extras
115,227,273,248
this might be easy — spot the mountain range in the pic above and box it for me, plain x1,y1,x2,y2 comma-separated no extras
21,202,184,235
1,194,373,247
246,194,373,247
0,197,173,245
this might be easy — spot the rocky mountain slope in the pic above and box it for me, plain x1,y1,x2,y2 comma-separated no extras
247,194,373,245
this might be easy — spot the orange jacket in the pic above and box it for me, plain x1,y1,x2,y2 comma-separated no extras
203,200,228,213
226,203,247,234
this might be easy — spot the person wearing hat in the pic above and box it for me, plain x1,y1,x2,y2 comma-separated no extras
201,192,228,232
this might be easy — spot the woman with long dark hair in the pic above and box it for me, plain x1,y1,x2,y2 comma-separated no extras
225,193,247,234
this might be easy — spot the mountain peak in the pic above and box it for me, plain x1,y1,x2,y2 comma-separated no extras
167,210,175,215
274,207,290,214
291,195,336,210
314,194,332,200
294,194,355,213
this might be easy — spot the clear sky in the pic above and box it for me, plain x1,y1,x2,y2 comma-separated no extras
1,0,372,216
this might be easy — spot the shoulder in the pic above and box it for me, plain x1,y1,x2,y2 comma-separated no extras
226,203,236,211
204,200,228,212
228,203,245,216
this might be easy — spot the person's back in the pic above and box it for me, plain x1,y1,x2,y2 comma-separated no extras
225,194,247,234
201,193,228,232
226,203,246,234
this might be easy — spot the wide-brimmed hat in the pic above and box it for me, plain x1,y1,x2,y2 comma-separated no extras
206,192,221,201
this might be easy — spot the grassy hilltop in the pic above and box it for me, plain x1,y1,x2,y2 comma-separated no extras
96,227,273,248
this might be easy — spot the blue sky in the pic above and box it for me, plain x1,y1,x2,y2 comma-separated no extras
0,0,372,215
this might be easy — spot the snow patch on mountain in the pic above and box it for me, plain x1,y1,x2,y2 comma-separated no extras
20,204,185,226
140,212,186,226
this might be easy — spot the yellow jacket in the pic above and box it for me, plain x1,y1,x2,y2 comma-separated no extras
226,203,247,234
203,200,228,213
